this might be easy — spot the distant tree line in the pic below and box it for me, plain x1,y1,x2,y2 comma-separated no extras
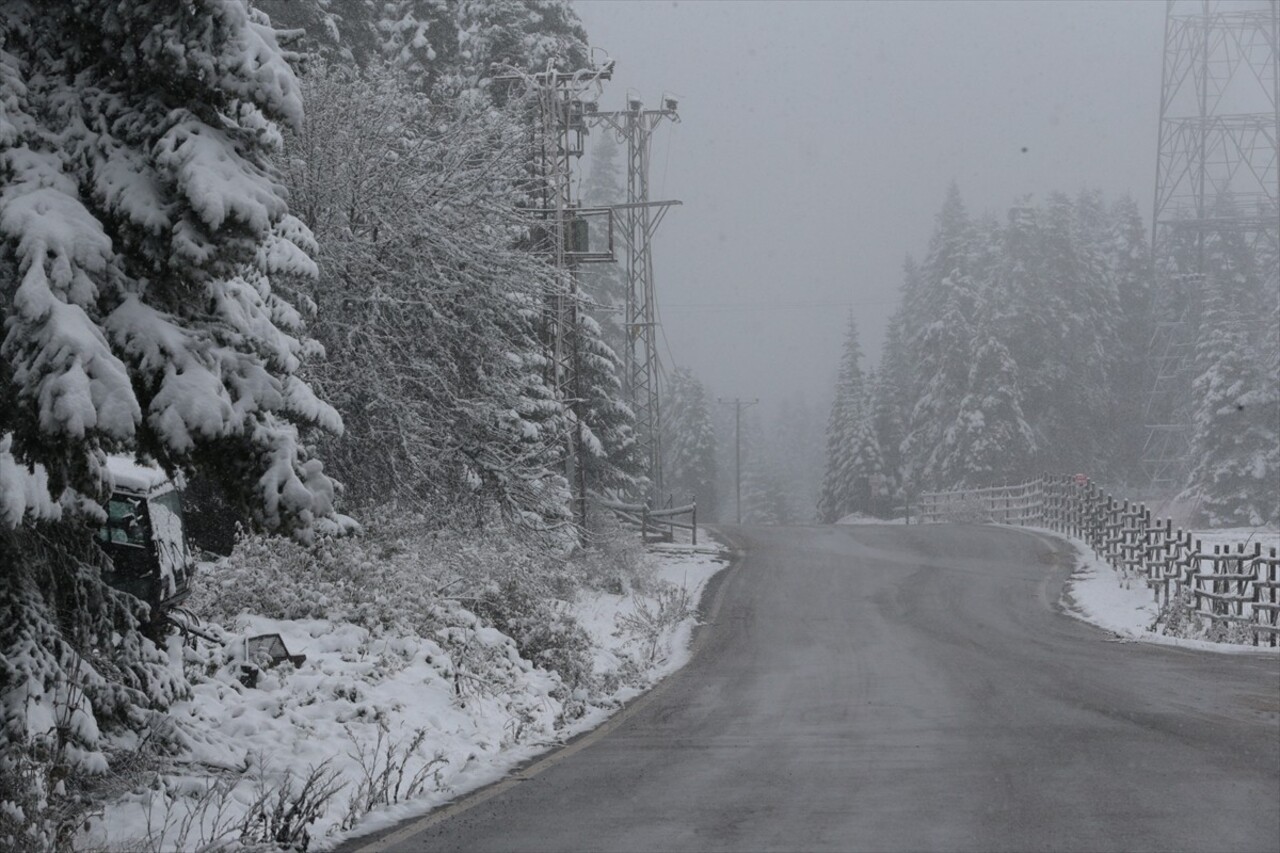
819,184,1278,527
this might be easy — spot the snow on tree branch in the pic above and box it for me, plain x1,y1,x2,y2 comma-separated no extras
0,0,344,538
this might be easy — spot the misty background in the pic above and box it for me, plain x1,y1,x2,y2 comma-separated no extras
575,0,1165,406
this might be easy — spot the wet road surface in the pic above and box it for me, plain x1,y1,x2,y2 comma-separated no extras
359,524,1280,852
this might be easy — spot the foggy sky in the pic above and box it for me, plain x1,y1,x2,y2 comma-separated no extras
574,0,1166,409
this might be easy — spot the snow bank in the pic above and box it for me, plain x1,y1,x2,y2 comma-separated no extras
1055,529,1280,655
82,536,730,850
1190,527,1280,557
836,513,907,525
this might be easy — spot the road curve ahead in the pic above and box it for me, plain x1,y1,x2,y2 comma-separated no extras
364,524,1280,853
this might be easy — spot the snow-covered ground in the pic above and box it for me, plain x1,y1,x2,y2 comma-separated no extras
1054,527,1280,655
1190,527,1280,557
837,513,908,525
81,539,730,851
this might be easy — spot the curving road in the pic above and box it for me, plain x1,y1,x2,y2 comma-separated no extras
358,524,1280,852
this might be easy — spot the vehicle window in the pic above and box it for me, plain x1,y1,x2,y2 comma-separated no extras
96,497,149,547
148,489,188,567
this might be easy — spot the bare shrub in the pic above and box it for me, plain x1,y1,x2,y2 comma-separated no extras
615,584,694,666
239,762,345,852
340,723,446,831
126,775,242,853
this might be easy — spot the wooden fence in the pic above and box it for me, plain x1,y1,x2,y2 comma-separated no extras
919,475,1280,646
599,499,697,546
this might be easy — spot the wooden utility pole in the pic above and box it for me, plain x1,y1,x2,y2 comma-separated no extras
718,397,758,524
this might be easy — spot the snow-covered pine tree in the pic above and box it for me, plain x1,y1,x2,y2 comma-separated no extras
261,1,588,97
453,0,589,92
843,387,888,517
817,323,854,522
934,276,1037,488
373,0,589,96
1107,194,1156,484
871,310,910,500
935,336,1036,488
1,0,344,828
1180,199,1278,527
2,0,343,535
741,464,791,526
1260,237,1280,519
1035,191,1117,474
1184,275,1280,526
769,394,824,524
375,0,463,92
575,308,645,502
738,407,791,525
900,185,978,492
662,367,718,520
250,0,383,68
579,134,628,363
817,315,879,521
571,133,645,502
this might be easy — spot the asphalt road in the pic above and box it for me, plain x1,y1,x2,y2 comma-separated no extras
360,524,1280,852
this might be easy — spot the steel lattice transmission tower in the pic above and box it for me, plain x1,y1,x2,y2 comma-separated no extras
501,59,614,525
1143,0,1279,493
586,96,682,500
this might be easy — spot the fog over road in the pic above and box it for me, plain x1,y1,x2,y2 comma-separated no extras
364,525,1280,852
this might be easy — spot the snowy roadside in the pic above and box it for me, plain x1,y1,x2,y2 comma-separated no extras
1035,526,1280,654
81,537,731,851
836,513,908,525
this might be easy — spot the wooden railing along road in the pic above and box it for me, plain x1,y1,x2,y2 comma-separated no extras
919,475,1280,646
599,498,697,546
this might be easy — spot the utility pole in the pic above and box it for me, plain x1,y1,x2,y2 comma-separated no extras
718,397,758,524
585,95,681,502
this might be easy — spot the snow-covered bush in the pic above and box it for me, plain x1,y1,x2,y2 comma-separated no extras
473,573,594,698
573,520,653,595
189,514,651,696
1153,589,1255,645
614,584,694,667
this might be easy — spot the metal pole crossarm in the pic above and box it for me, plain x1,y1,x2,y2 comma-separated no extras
588,200,684,211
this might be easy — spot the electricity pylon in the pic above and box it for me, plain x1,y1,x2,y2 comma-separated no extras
1142,0,1278,494
501,60,613,525
586,96,681,501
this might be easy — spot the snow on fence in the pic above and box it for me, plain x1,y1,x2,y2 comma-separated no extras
918,475,1280,646
599,499,697,546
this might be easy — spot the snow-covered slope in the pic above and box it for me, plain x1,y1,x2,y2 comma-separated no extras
83,541,729,851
